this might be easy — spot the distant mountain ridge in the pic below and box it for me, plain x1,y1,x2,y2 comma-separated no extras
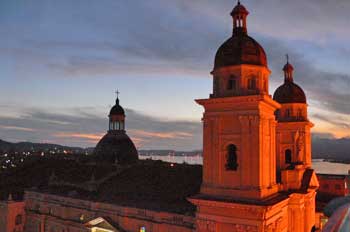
312,137,350,160
1,137,350,160
0,139,85,153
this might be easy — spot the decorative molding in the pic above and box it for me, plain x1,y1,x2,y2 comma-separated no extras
233,224,258,232
197,220,216,232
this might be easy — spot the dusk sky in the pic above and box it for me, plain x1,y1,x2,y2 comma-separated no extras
1,0,350,150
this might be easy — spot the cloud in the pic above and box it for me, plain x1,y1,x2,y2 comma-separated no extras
130,129,193,139
1,0,350,144
53,132,104,143
0,107,202,150
0,125,37,132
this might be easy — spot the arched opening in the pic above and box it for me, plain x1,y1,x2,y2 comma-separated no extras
297,109,303,119
285,109,291,118
226,144,238,171
228,77,236,90
285,149,292,164
15,214,22,225
248,78,256,90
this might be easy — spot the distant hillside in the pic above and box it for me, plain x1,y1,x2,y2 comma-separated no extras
139,150,202,156
1,137,350,160
0,139,85,153
312,137,350,160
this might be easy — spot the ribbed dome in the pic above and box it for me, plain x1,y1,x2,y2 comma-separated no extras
94,131,138,164
109,98,125,116
273,82,306,104
214,34,268,70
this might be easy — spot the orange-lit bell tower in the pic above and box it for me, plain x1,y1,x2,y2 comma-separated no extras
189,2,319,232
190,2,289,231
274,58,319,232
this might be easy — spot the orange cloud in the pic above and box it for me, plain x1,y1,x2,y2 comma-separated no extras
0,125,37,132
129,136,147,149
54,132,104,142
129,129,193,139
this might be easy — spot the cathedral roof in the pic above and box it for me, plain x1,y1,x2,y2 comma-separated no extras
273,61,307,104
94,131,138,164
214,2,267,70
273,82,306,104
31,160,203,215
214,35,268,69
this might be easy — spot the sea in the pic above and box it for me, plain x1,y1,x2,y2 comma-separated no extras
139,155,350,175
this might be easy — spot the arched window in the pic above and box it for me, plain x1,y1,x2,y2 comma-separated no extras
297,109,303,119
285,149,292,164
285,109,291,118
228,78,236,90
15,214,22,225
226,144,238,171
248,78,256,90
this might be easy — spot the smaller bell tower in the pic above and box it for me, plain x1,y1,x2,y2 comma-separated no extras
273,58,313,177
190,2,291,232
273,57,319,232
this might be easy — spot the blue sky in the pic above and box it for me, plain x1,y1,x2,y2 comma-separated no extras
0,0,350,150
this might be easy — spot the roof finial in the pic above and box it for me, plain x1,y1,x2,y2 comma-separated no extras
115,90,120,104
238,0,241,5
286,54,289,64
115,90,120,99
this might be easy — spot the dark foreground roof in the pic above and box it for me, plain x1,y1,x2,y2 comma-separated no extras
34,160,202,215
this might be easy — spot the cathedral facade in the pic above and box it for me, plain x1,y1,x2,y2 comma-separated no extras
189,2,318,231
1,2,319,232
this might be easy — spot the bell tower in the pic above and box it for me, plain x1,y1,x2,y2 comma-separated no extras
197,1,279,201
273,58,319,232
273,58,313,176
190,2,290,232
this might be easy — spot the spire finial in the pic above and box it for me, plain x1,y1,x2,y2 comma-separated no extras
238,0,241,5
283,54,294,82
115,90,120,104
115,90,120,99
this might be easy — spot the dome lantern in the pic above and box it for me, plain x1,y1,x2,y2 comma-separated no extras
273,58,307,104
231,1,249,36
109,91,125,132
283,54,294,83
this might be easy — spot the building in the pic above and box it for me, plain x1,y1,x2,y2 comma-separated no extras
1,2,320,232
0,195,25,232
189,1,318,231
317,173,350,197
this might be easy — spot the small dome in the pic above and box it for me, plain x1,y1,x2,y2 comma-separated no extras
273,82,306,104
231,1,249,16
94,131,138,164
109,98,125,116
214,35,267,69
283,62,294,73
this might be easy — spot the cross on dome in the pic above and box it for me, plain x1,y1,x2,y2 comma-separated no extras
115,90,120,104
